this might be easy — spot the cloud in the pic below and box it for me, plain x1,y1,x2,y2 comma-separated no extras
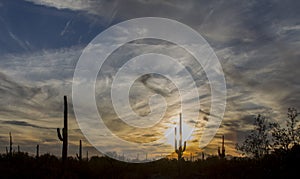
25,0,119,25
0,46,86,156
25,0,96,12
1,0,300,158
2,120,54,129
281,25,300,32
0,42,187,157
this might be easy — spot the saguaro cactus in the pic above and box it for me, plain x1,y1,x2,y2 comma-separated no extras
36,144,39,158
57,96,68,162
218,135,225,159
86,150,89,161
145,153,148,161
175,113,186,161
190,153,193,162
76,140,82,161
8,132,13,156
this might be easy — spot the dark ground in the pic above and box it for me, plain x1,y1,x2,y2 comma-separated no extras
0,148,299,179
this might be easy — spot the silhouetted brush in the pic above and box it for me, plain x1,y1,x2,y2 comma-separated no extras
57,96,68,162
76,140,82,161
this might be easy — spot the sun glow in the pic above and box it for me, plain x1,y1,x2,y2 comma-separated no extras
164,115,194,148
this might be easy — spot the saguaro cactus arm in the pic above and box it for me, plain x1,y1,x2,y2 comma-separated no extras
183,141,186,152
57,128,63,141
76,140,82,161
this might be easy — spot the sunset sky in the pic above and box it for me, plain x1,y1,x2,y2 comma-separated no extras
0,0,299,161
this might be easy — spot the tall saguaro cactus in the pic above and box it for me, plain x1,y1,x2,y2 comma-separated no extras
36,144,39,158
76,140,82,161
8,132,13,156
218,135,225,159
57,96,68,162
175,113,186,161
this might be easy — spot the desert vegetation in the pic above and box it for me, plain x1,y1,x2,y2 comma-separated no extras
1,97,299,178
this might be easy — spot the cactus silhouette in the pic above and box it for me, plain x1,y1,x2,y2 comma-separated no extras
174,113,186,176
86,150,89,161
190,152,193,162
76,140,82,161
36,144,39,158
218,135,225,159
8,132,13,156
175,113,186,161
145,153,148,161
57,96,68,162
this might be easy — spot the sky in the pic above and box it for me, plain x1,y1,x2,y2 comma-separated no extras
0,0,299,161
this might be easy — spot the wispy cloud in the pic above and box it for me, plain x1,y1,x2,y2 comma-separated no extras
2,120,54,129
25,0,119,25
0,0,299,158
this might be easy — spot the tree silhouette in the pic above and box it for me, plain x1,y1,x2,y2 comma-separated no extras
236,114,270,158
270,108,299,150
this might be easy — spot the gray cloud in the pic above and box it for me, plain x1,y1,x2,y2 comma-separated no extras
2,120,54,129
0,0,299,157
